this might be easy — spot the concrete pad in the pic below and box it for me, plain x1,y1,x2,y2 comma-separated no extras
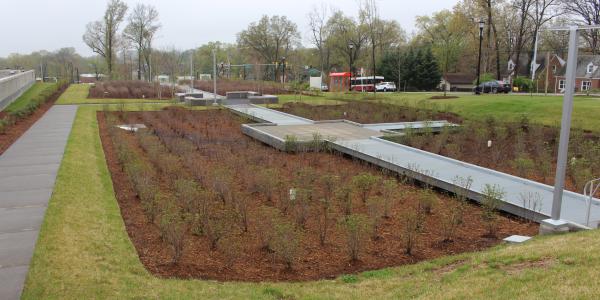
0,206,46,234
0,265,28,300
503,235,532,243
0,230,38,267
0,189,53,208
256,122,382,141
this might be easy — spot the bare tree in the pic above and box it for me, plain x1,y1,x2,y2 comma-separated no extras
308,3,329,82
124,4,160,81
511,0,535,78
562,0,600,53
237,15,300,80
527,0,562,73
360,0,381,95
326,10,368,74
83,0,128,78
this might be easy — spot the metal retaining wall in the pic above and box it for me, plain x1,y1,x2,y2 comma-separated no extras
0,70,36,110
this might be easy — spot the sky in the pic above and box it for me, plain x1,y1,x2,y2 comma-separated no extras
0,0,459,57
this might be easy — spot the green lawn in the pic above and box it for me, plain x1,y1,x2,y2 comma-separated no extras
280,92,600,132
23,103,600,299
56,84,176,105
3,83,54,113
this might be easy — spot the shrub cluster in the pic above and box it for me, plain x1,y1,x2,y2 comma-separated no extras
89,80,175,99
0,81,69,134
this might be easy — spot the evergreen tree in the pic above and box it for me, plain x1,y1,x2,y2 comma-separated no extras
377,51,401,85
415,47,441,91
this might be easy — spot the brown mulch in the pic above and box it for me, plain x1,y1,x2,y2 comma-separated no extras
0,85,67,155
97,110,538,282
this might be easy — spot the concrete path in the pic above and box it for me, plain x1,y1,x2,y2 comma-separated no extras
0,105,78,300
228,104,600,228
227,104,313,125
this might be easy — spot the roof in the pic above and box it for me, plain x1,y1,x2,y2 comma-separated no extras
330,72,351,77
442,73,476,84
556,55,600,79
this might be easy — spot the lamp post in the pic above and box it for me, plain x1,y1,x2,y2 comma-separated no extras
348,42,355,92
475,19,485,95
391,42,401,93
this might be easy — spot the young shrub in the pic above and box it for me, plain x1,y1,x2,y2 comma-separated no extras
284,135,299,153
481,184,506,237
255,168,278,203
211,167,234,205
256,206,282,251
232,192,251,232
292,188,313,229
451,176,473,224
159,200,186,264
512,155,535,178
174,179,201,213
203,209,236,250
401,208,422,255
520,191,544,222
310,132,325,153
351,173,379,204
440,203,461,243
270,220,303,270
339,214,371,262
366,197,385,240
381,179,398,218
336,185,353,217
418,189,438,214
218,234,243,269
144,191,166,223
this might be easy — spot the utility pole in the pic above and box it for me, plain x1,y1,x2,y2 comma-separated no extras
190,51,194,93
531,30,540,81
213,48,218,105
545,52,550,96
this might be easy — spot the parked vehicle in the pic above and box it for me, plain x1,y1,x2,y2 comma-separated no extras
376,82,397,92
321,84,329,92
473,80,511,94
351,76,384,92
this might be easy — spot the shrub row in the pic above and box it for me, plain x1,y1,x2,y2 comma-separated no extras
89,80,176,99
0,81,69,134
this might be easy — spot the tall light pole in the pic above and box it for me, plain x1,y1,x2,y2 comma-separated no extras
391,42,401,92
212,48,218,105
348,42,355,92
190,50,194,93
475,19,485,95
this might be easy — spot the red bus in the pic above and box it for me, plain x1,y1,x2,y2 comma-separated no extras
351,76,384,92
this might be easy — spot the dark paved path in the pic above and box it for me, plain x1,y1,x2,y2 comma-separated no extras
0,105,77,300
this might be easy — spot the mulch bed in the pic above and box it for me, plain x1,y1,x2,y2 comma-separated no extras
98,109,537,282
0,85,67,155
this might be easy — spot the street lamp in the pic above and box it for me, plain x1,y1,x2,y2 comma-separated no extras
475,19,485,95
348,42,355,92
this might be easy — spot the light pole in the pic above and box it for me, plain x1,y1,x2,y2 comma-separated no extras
475,19,485,95
212,48,218,106
348,42,354,92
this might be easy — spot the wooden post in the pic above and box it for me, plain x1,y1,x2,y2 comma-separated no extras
545,52,550,96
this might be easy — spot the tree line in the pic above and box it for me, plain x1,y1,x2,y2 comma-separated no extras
1,0,598,89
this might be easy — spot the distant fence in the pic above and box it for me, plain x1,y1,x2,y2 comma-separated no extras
0,70,35,110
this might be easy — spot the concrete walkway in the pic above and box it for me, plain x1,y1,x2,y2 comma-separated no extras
227,104,600,228
0,105,78,300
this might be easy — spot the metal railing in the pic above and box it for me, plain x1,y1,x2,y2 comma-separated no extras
584,178,600,227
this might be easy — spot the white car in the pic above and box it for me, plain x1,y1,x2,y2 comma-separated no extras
376,82,397,92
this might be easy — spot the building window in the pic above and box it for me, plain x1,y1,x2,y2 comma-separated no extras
582,81,592,91
552,65,557,74
559,80,565,90
587,63,594,74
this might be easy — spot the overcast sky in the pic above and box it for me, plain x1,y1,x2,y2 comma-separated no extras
0,0,459,57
